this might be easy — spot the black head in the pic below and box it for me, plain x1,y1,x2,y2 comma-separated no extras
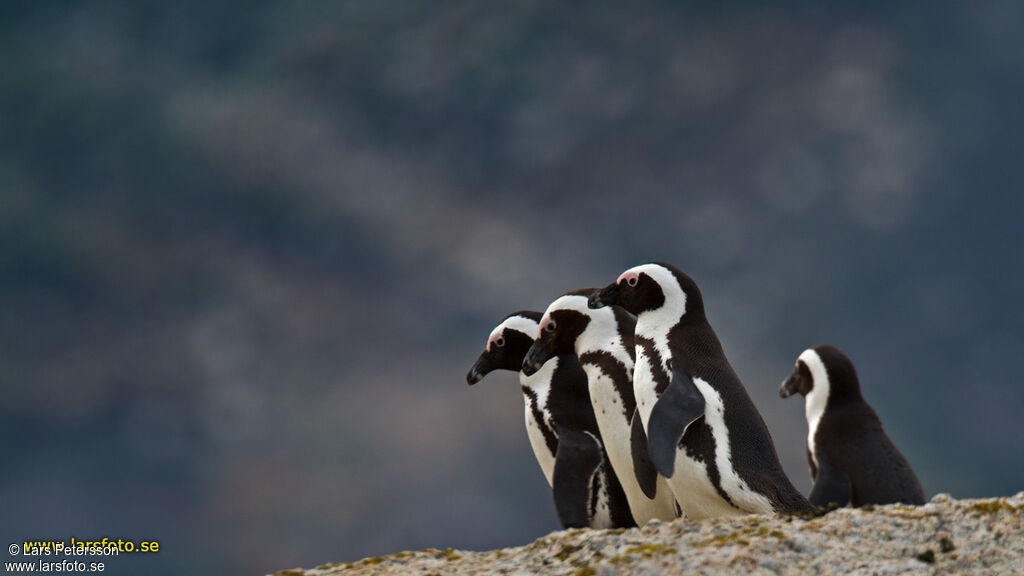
779,345,862,401
779,357,813,398
467,311,543,385
522,290,596,376
589,262,705,319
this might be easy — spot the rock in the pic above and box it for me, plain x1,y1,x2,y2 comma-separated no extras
269,495,1023,576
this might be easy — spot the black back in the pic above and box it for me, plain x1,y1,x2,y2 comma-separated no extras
813,346,926,506
659,265,811,514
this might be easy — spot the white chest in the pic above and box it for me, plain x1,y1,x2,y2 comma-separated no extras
632,348,663,428
523,407,555,486
800,352,831,470
584,368,629,456
632,322,674,425
804,385,828,470
582,362,677,524
520,363,558,486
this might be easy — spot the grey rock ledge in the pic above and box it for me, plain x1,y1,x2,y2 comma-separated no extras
270,493,1024,576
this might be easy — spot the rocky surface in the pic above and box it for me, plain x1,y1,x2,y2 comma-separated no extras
269,494,1024,576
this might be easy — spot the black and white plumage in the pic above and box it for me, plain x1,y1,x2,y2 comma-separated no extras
522,290,679,525
590,263,812,518
468,312,556,483
467,311,635,529
779,345,926,508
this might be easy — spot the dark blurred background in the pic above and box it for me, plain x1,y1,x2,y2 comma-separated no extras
2,1,1022,574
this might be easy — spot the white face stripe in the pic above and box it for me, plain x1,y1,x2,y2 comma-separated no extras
631,264,687,327
799,348,830,468
539,294,589,335
629,264,687,376
542,294,589,316
488,315,539,351
542,294,633,363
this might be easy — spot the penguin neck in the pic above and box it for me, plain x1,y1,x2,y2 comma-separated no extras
638,308,720,373
802,360,830,462
821,372,865,406
545,353,595,431
547,353,590,403
519,356,558,401
670,316,721,357
576,311,633,367
575,312,637,422
636,282,687,339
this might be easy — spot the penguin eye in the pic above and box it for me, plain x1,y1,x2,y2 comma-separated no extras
544,321,556,334
626,275,638,287
494,337,505,348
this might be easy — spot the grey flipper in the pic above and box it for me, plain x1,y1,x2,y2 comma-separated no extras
808,460,852,508
648,364,706,478
630,410,660,500
552,427,603,529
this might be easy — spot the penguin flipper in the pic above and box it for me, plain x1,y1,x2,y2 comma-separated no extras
808,460,852,508
552,427,603,529
648,364,706,478
630,410,660,500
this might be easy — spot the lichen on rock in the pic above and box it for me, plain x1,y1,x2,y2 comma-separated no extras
269,494,1024,575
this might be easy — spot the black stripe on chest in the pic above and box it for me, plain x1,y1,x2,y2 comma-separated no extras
521,385,558,456
578,350,636,419
637,335,737,509
590,466,603,519
635,335,670,395
699,435,736,508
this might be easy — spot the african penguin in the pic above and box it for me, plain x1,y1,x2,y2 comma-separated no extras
522,289,680,525
467,311,635,529
590,263,813,518
780,345,926,507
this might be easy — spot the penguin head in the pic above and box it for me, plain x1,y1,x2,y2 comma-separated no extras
780,345,862,401
589,262,704,320
522,290,596,376
467,311,542,385
779,353,815,398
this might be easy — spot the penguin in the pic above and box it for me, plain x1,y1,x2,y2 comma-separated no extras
589,263,813,518
779,345,926,507
522,290,680,525
467,311,635,529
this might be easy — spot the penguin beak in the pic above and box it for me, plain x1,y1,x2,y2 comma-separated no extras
522,339,553,377
467,352,494,386
588,282,620,309
779,372,799,398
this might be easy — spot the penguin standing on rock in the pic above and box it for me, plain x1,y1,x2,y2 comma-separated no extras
590,263,812,518
467,311,635,529
522,290,679,525
779,345,926,507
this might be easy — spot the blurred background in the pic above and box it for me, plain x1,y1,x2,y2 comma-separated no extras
3,1,1023,574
